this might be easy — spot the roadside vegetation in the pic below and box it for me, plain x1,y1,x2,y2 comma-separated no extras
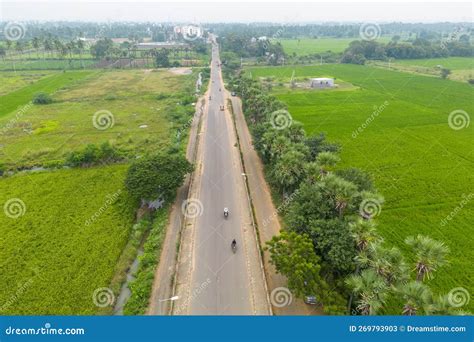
230,72,472,315
0,61,202,314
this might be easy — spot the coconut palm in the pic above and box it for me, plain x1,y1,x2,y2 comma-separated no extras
346,269,388,315
395,281,432,315
405,235,449,282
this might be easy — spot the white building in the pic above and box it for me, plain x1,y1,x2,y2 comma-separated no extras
310,78,334,89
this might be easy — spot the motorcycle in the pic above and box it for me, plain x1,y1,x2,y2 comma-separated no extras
224,207,229,218
231,240,237,253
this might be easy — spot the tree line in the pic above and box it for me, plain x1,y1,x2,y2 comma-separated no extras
341,36,473,65
229,74,470,315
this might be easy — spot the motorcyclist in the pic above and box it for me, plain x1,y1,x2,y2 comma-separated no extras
224,207,229,217
231,239,237,248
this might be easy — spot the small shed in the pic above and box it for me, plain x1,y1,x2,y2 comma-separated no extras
310,77,334,89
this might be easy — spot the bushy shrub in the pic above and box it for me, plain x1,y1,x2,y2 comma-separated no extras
32,92,53,105
65,142,122,167
125,152,193,203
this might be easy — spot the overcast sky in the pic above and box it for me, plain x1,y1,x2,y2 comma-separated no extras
1,1,472,23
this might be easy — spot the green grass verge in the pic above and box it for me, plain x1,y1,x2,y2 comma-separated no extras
123,207,169,315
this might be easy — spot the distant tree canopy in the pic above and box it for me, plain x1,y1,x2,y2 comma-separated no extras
342,38,473,64
125,153,193,203
90,38,114,58
154,49,170,67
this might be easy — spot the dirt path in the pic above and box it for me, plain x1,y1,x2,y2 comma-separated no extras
147,93,205,315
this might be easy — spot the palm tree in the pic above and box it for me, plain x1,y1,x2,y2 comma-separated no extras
405,235,449,281
32,37,40,58
350,219,380,252
316,151,340,177
272,148,306,196
368,244,409,285
346,269,388,315
395,281,432,315
323,174,357,217
43,38,53,58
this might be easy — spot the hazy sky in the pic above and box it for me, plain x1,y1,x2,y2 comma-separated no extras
1,1,472,23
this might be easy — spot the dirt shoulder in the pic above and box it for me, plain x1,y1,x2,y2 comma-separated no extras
229,95,323,315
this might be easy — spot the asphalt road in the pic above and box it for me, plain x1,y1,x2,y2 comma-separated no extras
186,44,258,314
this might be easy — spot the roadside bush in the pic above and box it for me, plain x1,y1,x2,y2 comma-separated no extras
65,142,122,167
32,92,53,105
125,152,193,204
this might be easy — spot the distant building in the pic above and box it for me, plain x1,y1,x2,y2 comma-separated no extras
310,77,334,89
136,42,189,49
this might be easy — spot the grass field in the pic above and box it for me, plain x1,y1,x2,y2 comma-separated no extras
0,70,96,118
0,67,197,314
0,59,97,71
0,165,135,314
370,57,474,82
0,69,196,168
394,57,474,70
0,71,58,96
246,64,474,310
280,37,393,55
